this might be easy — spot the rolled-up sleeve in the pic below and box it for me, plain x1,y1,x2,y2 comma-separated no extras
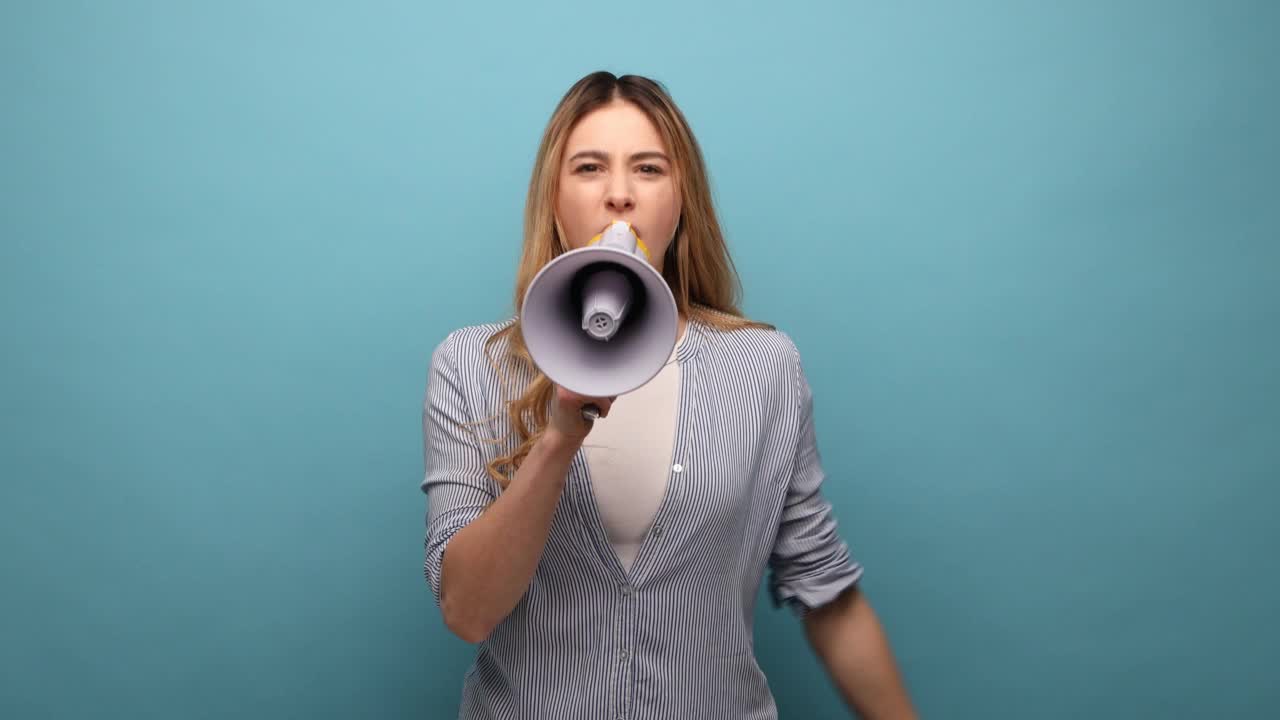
421,331,499,606
768,339,864,617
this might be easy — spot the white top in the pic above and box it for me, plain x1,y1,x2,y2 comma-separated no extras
582,325,685,573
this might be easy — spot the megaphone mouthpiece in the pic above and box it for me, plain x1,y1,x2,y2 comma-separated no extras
589,220,652,261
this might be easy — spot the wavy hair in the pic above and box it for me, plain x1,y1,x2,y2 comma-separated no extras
482,71,771,489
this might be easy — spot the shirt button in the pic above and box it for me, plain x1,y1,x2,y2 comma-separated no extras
621,584,634,596
672,463,684,473
619,648,630,660
652,525,663,537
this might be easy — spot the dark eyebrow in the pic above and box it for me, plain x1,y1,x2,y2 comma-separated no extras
567,150,671,164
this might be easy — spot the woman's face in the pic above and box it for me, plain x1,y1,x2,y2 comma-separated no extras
555,99,682,272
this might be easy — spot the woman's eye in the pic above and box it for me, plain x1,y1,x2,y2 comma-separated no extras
576,163,602,173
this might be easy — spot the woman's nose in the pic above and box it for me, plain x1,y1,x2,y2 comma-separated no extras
604,180,635,213
605,194,635,213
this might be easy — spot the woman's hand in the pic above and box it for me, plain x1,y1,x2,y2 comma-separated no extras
547,386,616,446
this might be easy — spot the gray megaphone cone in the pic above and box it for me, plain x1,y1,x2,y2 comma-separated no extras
520,221,679,400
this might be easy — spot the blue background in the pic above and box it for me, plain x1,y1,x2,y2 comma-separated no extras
3,1,1277,717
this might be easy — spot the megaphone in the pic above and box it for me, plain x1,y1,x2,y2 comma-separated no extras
521,220,679,419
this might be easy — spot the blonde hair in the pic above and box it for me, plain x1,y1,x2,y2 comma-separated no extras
483,71,771,489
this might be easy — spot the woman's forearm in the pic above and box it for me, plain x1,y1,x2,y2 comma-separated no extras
804,587,917,719
438,429,579,642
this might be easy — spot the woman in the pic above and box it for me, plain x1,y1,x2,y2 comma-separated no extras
422,71,915,719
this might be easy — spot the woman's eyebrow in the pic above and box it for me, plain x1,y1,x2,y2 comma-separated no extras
567,150,670,163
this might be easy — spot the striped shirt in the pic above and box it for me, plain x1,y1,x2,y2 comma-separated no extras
421,316,864,719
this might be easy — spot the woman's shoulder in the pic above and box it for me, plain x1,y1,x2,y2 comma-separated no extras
430,317,518,374
692,315,812,417
693,314,803,370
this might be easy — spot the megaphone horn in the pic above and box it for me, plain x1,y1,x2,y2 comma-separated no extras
520,221,679,417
